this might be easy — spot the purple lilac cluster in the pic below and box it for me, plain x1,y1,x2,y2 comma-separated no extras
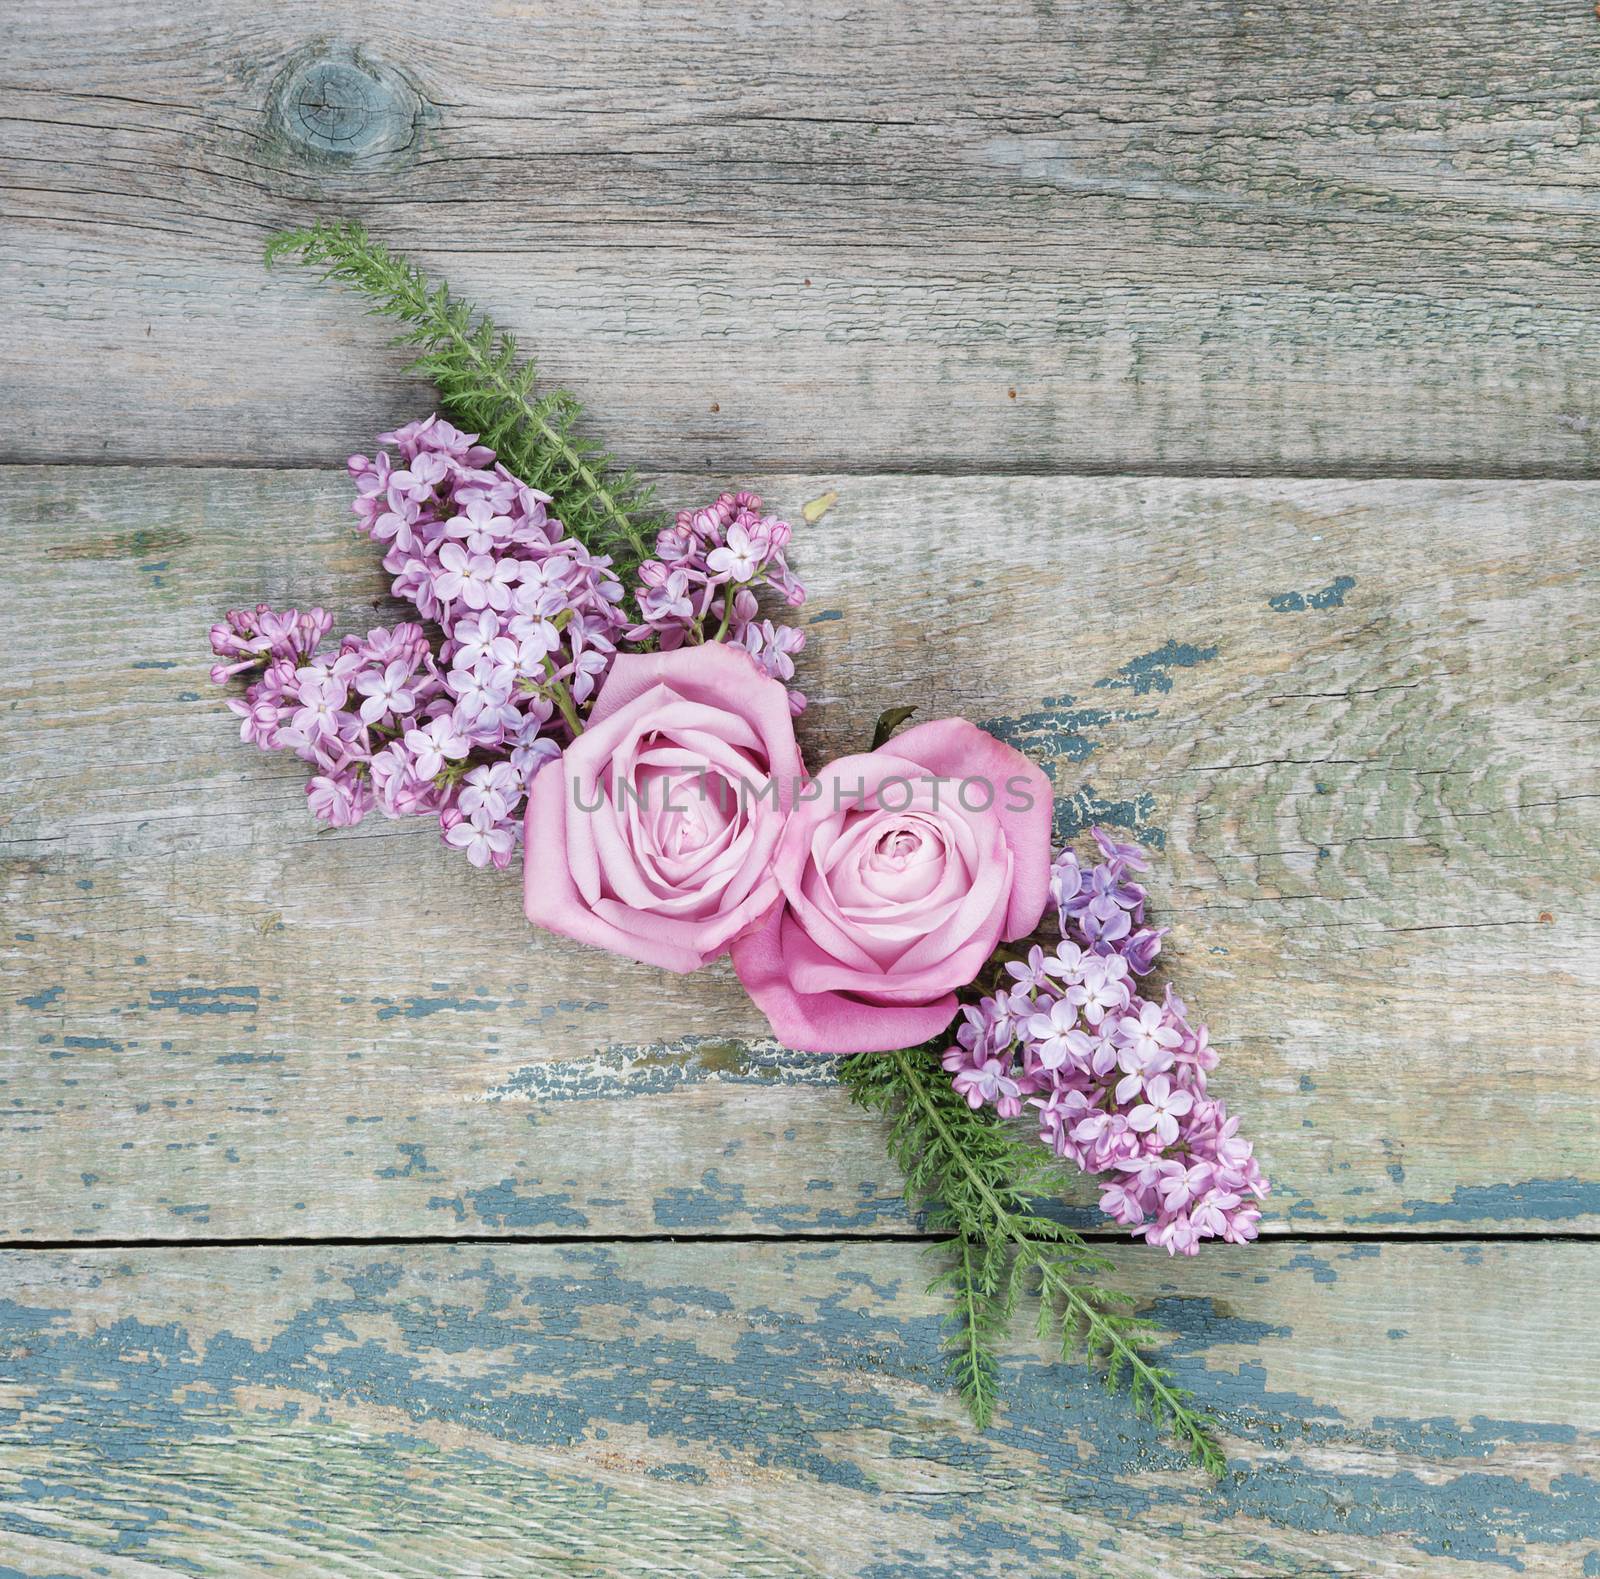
210,417,809,868
632,491,808,714
942,829,1269,1255
209,416,624,866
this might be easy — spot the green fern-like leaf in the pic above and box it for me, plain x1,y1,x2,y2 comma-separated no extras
838,1045,1229,1475
265,222,659,578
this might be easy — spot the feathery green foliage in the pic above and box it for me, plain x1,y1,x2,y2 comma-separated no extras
839,1045,1228,1474
264,222,659,580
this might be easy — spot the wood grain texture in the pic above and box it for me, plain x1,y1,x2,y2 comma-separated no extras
4,466,1597,1240
7,1,1600,474
1,1241,1597,1577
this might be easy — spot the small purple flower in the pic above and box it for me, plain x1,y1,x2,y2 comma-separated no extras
458,762,522,822
1049,849,1084,913
1044,938,1089,984
450,665,512,722
1026,999,1086,1073
1147,1214,1201,1257
354,659,418,724
1073,955,1131,1026
1120,925,1166,975
1005,945,1055,993
1115,1001,1183,1068
1099,1180,1150,1227
1127,1075,1193,1147
289,670,347,742
1091,827,1152,872
404,716,469,781
435,543,518,611
952,1056,1023,1117
443,808,517,869
705,522,761,582
452,611,517,674
306,773,370,828
445,496,514,553
1158,1161,1215,1215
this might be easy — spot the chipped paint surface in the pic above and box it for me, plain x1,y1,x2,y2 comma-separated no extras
983,637,1222,847
1269,576,1358,613
0,1243,1595,1576
486,1036,841,1103
1354,1177,1600,1227
1094,639,1220,696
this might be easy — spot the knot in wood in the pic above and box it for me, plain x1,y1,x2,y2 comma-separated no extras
269,43,430,166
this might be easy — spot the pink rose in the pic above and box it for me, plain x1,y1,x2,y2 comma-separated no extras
523,643,803,971
731,719,1053,1053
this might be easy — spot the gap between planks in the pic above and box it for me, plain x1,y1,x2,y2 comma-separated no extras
5,456,1600,483
5,1229,1599,1252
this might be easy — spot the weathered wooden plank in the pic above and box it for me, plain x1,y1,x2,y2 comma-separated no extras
0,1241,1595,1577
6,2,1600,474
3,467,1596,1240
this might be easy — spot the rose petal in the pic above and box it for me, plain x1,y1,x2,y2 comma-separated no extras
523,755,708,972
876,717,1053,940
730,908,963,1054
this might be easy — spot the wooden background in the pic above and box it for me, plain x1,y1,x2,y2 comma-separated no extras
2,3,1598,1574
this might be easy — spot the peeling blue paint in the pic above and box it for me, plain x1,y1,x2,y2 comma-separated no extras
376,1143,438,1180
427,1181,589,1230
487,1037,839,1103
18,985,63,1011
646,1461,710,1484
1268,576,1357,613
1052,785,1165,848
0,1254,1561,1574
1,1246,1595,1572
1285,1253,1339,1285
147,987,259,1016
1357,1177,1600,1227
652,1168,907,1232
981,695,1137,767
979,641,1219,852
373,992,500,1022
1094,639,1220,696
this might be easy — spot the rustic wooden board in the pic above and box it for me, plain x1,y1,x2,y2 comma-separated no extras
4,466,1596,1240
1,1241,1596,1577
7,1,1600,474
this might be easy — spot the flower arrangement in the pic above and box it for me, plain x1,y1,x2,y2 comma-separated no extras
210,223,1268,1474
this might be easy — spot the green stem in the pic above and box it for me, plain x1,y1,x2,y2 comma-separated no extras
711,586,740,642
954,1233,996,1428
883,1047,1223,1472
380,265,650,564
543,675,585,738
886,1051,1012,1220
270,226,651,565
